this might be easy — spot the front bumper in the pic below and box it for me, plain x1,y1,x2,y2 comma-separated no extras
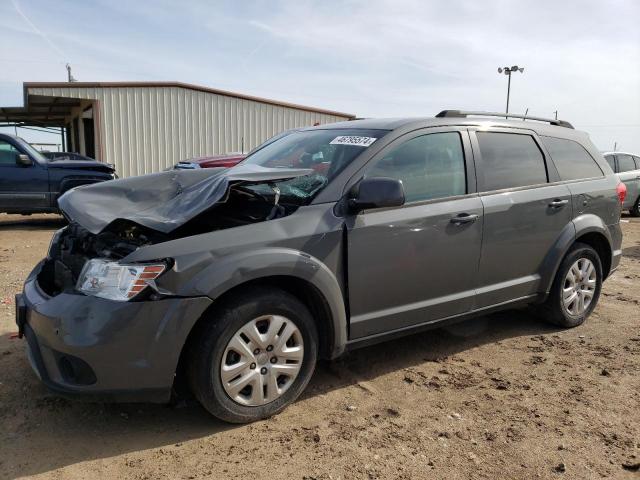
16,261,212,402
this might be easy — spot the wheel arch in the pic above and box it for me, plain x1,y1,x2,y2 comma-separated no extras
176,248,348,372
172,273,344,398
541,215,614,294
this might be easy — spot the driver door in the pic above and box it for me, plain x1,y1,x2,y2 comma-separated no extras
346,129,483,338
0,138,50,211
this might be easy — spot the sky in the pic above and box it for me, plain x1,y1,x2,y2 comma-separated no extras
1,0,639,152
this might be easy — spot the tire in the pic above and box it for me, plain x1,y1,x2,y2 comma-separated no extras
630,196,640,217
538,242,603,328
187,287,318,423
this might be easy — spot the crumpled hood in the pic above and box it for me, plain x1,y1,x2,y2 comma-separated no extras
58,164,312,234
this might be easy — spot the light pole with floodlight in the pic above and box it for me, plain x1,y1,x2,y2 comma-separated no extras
498,65,524,114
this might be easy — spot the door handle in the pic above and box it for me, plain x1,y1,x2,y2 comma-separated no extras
549,199,569,208
450,213,479,225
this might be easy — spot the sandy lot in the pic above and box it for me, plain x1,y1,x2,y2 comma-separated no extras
0,213,638,480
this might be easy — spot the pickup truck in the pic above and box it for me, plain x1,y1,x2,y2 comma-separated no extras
0,133,116,215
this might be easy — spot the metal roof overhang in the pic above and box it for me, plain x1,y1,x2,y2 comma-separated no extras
0,94,84,128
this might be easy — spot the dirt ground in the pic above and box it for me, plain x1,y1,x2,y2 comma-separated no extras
0,213,638,480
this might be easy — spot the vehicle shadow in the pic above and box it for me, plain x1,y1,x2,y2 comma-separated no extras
305,309,557,400
0,214,66,231
1,309,557,479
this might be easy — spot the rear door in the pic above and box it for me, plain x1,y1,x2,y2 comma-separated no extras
0,137,50,211
470,128,572,307
346,128,484,338
539,136,611,223
617,154,640,210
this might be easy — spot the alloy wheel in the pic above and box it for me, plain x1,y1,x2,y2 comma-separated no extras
562,258,597,316
220,315,304,406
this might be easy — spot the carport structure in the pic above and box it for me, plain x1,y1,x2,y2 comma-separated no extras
0,82,354,177
0,92,94,157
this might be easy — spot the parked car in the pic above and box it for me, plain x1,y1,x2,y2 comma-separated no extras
16,111,624,423
174,153,246,170
0,134,117,215
602,151,640,216
42,151,96,162
172,129,302,170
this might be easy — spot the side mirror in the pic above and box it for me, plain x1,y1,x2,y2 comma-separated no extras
16,154,33,166
348,177,405,213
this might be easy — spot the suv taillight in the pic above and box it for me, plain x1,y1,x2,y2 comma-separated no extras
616,182,627,206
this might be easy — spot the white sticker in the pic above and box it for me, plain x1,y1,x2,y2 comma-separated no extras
330,135,377,147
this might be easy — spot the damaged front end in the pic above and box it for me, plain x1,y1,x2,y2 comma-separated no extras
38,221,167,298
39,165,316,299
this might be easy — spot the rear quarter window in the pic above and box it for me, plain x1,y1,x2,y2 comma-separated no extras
618,154,637,172
476,132,547,191
540,136,604,180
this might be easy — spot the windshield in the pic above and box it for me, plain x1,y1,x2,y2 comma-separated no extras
14,137,48,164
240,128,388,204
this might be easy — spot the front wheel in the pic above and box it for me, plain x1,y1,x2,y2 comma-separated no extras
538,243,603,328
187,287,318,423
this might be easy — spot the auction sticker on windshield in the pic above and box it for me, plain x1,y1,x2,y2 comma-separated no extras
330,136,377,147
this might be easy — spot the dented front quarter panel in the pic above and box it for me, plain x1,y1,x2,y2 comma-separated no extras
123,203,349,357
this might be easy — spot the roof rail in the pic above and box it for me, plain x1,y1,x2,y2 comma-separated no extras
435,110,574,129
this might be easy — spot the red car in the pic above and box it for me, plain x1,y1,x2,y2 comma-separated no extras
174,153,246,170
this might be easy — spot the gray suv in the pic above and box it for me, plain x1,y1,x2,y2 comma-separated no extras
16,111,623,423
603,151,640,216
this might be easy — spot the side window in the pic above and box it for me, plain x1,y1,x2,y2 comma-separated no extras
618,154,636,172
634,157,640,170
540,136,603,180
476,132,547,191
367,132,466,203
604,155,616,172
0,140,21,165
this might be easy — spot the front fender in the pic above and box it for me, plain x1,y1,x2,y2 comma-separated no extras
186,247,348,358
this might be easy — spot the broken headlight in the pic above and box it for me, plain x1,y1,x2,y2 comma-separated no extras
76,259,166,301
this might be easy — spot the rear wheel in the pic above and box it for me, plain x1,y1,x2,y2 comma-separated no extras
187,288,318,423
538,243,603,327
630,196,640,217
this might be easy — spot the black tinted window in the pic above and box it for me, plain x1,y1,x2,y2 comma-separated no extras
605,155,616,172
618,154,636,172
540,136,603,180
476,132,547,191
367,132,466,202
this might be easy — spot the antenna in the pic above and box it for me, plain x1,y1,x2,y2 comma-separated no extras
66,64,77,82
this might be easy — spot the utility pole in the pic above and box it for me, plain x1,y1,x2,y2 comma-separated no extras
554,110,558,120
498,65,524,115
66,64,77,82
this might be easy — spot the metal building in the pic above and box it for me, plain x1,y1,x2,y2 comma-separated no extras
0,82,355,177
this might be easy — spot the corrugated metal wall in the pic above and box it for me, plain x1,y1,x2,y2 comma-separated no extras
28,86,352,178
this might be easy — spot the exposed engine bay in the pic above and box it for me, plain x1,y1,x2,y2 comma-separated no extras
38,182,298,297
